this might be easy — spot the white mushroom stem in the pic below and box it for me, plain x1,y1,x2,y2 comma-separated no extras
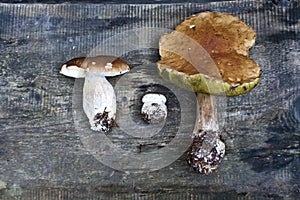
194,93,219,134
83,72,116,132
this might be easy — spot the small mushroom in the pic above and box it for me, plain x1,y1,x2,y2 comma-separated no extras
157,12,262,174
60,55,130,132
141,93,167,124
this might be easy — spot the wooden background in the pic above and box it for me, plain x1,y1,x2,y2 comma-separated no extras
0,1,299,199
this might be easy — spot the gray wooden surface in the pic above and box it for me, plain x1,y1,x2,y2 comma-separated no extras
0,1,299,199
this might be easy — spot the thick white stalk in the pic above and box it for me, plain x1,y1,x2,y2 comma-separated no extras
83,72,116,132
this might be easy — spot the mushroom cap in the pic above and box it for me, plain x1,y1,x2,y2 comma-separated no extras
157,12,262,96
60,55,130,78
142,93,167,104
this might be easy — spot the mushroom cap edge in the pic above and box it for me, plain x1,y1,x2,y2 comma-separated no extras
157,62,261,97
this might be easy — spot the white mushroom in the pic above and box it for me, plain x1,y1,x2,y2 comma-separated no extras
60,56,130,132
141,93,167,124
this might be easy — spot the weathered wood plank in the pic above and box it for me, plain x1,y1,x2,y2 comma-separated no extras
0,1,299,199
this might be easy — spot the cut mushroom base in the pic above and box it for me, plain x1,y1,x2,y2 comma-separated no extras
186,130,225,174
94,108,113,131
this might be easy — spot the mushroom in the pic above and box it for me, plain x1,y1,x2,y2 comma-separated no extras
157,12,262,174
141,93,167,124
60,55,130,132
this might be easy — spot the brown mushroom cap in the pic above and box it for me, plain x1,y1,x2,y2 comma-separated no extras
157,12,262,96
60,56,130,78
174,12,256,56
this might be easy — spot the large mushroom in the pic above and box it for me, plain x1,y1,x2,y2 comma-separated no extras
157,12,262,174
60,55,130,132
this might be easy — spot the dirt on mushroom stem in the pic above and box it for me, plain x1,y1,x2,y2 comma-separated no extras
186,130,225,174
93,107,114,132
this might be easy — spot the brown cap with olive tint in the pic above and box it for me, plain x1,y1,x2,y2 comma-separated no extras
157,12,262,96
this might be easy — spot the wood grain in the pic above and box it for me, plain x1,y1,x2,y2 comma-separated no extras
0,2,299,199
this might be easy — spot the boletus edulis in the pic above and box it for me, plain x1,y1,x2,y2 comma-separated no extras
157,12,262,174
60,56,130,132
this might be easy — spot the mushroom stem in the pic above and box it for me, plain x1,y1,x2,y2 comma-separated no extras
186,92,225,174
83,72,116,132
194,93,219,134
